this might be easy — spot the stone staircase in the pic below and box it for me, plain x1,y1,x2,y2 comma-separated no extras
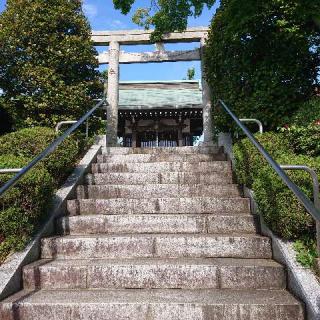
0,146,304,319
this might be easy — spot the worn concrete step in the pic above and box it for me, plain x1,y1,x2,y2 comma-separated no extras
41,234,272,260
23,258,285,290
92,161,231,174
102,145,221,155
1,288,304,320
58,214,258,235
67,197,250,216
76,184,241,200
85,172,233,185
97,153,227,164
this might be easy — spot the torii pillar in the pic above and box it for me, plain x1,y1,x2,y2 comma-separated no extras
106,41,120,146
200,38,214,146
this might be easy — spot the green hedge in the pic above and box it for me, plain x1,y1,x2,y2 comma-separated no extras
291,97,320,127
0,155,53,261
233,132,292,188
253,154,317,239
0,127,80,186
281,97,320,157
0,126,90,263
234,133,318,240
283,125,320,157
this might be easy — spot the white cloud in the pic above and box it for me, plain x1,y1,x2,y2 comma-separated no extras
83,2,98,19
109,19,127,29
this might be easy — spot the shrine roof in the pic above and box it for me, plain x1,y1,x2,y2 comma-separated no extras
118,80,203,109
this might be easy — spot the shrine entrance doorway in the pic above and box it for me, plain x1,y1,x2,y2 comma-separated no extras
119,104,203,148
138,131,178,148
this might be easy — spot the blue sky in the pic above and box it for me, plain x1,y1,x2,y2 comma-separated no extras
0,0,219,81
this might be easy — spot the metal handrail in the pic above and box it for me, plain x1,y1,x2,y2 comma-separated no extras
240,119,263,134
0,169,22,174
217,99,320,224
0,98,107,197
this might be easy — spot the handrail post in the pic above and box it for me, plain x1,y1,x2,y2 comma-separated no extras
240,119,263,134
0,169,22,174
55,121,77,133
280,165,320,255
56,120,89,138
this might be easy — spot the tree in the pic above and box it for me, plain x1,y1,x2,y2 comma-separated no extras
113,1,320,43
187,67,195,80
183,67,195,80
0,103,12,135
0,0,102,128
204,0,320,130
113,0,217,41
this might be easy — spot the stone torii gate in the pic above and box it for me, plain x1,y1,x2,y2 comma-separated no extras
91,27,213,147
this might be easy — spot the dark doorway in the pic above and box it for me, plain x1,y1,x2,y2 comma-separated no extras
138,130,178,148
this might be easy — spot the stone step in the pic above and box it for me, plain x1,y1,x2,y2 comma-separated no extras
1,288,304,320
102,145,221,155
97,153,227,164
67,197,250,216
76,184,241,200
41,234,272,260
85,172,233,185
23,258,285,290
58,214,258,235
92,161,231,174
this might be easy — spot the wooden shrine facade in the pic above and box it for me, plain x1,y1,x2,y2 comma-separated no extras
117,80,203,147
120,109,203,147
91,27,213,147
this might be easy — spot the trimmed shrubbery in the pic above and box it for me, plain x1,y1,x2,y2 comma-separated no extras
283,125,320,158
0,126,89,263
0,155,53,261
234,133,319,241
233,99,320,267
0,127,80,186
0,0,103,264
252,154,318,239
233,132,292,188
281,99,320,158
290,98,320,127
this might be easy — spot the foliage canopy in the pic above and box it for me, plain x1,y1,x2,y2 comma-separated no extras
113,0,217,41
0,0,102,128
113,0,320,43
183,67,195,80
204,0,320,130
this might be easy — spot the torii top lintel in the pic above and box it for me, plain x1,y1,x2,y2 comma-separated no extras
91,27,209,45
